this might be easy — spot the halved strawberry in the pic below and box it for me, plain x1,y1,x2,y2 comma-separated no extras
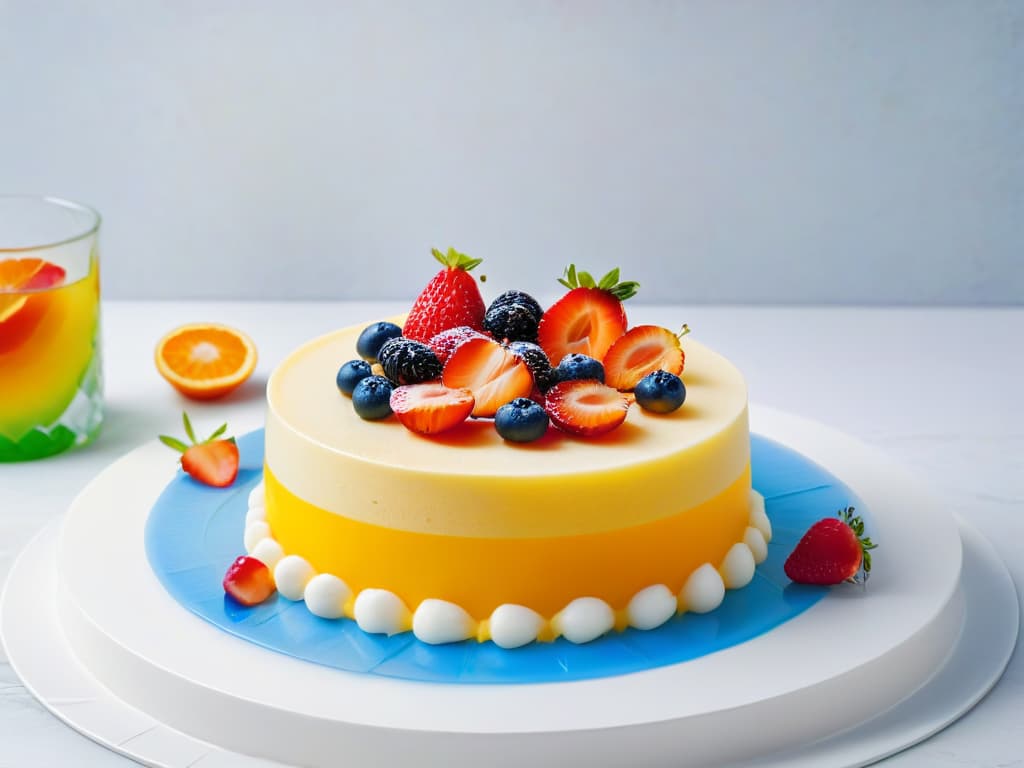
427,325,488,365
223,555,276,606
403,248,486,343
604,324,688,391
442,337,533,417
390,383,475,435
159,412,240,487
544,380,631,437
537,265,637,366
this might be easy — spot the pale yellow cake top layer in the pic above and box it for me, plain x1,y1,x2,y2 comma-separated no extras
265,321,749,538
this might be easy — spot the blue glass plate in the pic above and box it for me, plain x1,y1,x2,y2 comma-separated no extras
145,430,863,685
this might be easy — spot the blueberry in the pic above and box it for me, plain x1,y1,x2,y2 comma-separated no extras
556,353,605,384
336,359,373,396
495,398,549,443
351,375,394,420
356,322,403,363
489,290,543,323
507,341,558,392
635,370,686,413
483,302,539,343
378,338,442,384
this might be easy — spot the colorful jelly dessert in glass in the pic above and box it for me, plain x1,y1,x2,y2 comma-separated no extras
0,196,102,461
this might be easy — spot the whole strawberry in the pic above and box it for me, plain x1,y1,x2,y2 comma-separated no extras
159,412,240,488
403,248,486,343
784,506,877,585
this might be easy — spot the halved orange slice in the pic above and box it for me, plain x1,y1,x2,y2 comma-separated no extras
155,323,258,400
0,258,66,324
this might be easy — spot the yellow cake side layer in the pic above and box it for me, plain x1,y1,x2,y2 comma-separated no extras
265,463,752,619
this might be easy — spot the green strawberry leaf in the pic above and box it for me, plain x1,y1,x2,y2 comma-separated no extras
599,268,620,290
159,435,189,453
182,412,197,444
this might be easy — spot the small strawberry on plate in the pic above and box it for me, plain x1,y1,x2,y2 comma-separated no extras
223,555,275,606
442,337,533,417
544,379,631,437
403,248,486,343
159,412,240,488
784,506,877,585
390,383,475,435
537,265,638,366
604,324,689,391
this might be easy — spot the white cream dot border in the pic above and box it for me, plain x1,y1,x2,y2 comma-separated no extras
242,482,771,648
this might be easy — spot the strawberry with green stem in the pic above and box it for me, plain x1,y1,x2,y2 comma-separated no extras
160,412,240,488
403,248,487,343
784,506,877,586
537,265,639,366
604,324,690,391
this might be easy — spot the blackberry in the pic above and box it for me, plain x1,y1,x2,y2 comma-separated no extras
484,302,539,343
507,341,558,392
488,290,543,323
378,338,442,385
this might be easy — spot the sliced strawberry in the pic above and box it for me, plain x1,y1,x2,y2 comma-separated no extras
784,507,877,585
390,383,475,435
403,248,486,342
182,439,240,487
223,555,275,606
442,337,533,417
160,412,240,487
544,380,631,437
604,325,687,391
537,266,638,366
427,325,488,365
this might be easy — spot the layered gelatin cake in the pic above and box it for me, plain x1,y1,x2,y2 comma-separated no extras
246,315,769,647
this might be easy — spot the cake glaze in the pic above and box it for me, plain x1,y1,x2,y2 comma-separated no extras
258,320,764,644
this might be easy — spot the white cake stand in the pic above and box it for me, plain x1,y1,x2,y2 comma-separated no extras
1,407,1018,768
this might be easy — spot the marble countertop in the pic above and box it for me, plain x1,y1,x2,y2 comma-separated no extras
1,301,1020,767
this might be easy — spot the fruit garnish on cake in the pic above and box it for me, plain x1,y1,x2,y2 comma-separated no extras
785,506,877,585
402,248,486,342
544,380,631,437
333,250,696,441
604,324,689,391
537,265,638,365
159,412,240,487
442,337,533,418
390,383,476,435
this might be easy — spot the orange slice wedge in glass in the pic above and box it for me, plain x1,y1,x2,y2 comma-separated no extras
0,258,67,324
155,323,258,400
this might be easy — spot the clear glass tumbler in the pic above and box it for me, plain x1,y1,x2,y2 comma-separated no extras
0,195,103,461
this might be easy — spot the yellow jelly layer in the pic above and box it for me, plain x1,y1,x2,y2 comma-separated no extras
265,321,750,538
0,254,100,439
265,463,752,618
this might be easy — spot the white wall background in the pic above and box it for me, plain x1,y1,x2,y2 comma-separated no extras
2,0,1022,304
